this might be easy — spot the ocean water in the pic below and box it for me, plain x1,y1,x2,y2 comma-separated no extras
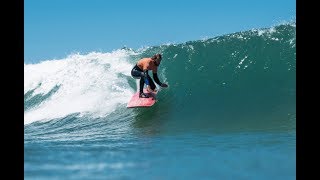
24,22,296,179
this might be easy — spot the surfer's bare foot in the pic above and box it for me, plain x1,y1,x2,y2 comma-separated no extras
147,88,157,93
139,92,149,98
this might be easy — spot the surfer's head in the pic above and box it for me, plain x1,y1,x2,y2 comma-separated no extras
152,54,162,66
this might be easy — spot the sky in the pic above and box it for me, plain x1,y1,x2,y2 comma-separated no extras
24,0,296,63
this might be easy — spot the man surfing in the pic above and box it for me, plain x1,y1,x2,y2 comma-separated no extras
131,53,168,98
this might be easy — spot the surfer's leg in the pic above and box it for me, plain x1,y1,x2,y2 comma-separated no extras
131,68,143,78
132,66,149,98
139,78,150,98
147,75,156,90
139,78,145,93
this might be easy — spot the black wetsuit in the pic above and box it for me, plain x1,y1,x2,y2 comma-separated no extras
131,64,163,94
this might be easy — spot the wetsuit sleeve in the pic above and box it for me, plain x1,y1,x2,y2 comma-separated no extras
153,73,162,86
143,70,150,85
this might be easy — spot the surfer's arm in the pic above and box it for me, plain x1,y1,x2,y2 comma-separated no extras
153,73,168,87
152,73,163,86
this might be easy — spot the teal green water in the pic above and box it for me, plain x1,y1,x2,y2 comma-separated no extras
24,23,296,179
130,23,295,134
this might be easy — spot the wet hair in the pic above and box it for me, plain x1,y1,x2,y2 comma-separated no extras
152,54,162,60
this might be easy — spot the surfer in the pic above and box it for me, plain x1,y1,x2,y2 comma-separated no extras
131,53,168,98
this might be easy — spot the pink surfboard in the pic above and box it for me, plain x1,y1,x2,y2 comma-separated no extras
127,88,158,108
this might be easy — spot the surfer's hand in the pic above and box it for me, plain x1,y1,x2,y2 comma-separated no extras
160,83,168,88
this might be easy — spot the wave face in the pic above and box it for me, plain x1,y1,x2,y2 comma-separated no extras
24,23,295,135
142,23,296,134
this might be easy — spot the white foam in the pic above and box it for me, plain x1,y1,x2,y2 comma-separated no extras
237,56,248,69
24,49,138,125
